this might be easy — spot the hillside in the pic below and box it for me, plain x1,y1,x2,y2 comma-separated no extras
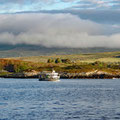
0,44,120,58
13,51,120,63
0,51,120,78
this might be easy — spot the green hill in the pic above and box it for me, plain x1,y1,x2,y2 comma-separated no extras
9,51,120,63
0,44,120,58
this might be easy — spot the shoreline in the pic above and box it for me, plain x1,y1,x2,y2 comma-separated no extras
0,71,120,79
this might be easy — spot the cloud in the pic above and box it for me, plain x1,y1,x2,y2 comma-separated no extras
0,13,120,48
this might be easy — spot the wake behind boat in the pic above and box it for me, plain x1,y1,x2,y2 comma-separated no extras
39,70,60,81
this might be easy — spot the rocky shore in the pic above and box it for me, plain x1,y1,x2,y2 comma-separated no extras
0,70,120,79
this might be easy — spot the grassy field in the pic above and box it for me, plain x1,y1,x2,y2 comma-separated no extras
0,51,120,76
9,51,120,64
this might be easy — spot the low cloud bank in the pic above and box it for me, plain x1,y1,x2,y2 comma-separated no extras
0,13,120,48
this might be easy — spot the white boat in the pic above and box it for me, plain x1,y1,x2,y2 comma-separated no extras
39,70,60,81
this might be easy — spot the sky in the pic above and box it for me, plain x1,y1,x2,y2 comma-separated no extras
0,0,120,48
0,0,120,13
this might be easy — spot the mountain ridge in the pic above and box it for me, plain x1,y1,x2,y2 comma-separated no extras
0,44,120,58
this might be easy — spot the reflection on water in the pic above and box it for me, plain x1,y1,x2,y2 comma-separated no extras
0,78,120,120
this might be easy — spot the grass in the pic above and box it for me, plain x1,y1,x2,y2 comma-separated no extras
10,51,120,64
1,51,119,75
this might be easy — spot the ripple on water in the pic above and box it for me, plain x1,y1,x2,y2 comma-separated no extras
0,103,8,106
0,79,120,120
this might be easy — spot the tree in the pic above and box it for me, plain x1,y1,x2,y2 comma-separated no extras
55,58,61,63
47,59,53,63
4,63,15,72
14,63,30,73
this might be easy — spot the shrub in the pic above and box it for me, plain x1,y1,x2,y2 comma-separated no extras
61,59,71,63
14,63,30,73
47,59,53,63
4,64,15,72
55,58,62,63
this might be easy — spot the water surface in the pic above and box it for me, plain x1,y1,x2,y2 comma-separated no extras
0,78,120,120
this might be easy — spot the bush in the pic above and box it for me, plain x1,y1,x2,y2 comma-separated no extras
47,59,52,63
55,58,62,63
47,59,54,63
4,64,15,72
14,63,30,73
4,62,30,73
61,59,71,63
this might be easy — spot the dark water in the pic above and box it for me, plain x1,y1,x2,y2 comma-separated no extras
0,78,120,120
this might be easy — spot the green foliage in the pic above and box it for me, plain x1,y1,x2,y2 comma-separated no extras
107,63,120,69
1,52,120,75
14,63,30,73
55,58,62,63
4,63,15,72
91,61,107,68
1,59,31,73
47,58,54,63
61,59,71,63
0,63,3,70
47,58,71,64
47,59,52,63
0,71,9,76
